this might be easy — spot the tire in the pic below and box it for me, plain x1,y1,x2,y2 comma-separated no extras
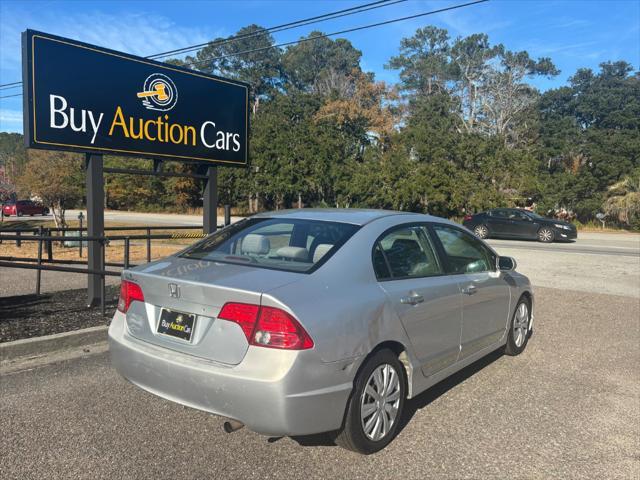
504,296,532,356
537,227,554,243
473,224,489,239
336,349,406,454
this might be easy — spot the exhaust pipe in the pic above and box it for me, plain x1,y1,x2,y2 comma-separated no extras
223,419,245,433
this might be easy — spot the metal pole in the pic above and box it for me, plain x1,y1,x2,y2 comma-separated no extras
36,226,43,295
124,237,130,269
203,166,218,235
224,204,231,227
86,153,104,307
16,231,21,248
46,228,53,261
78,211,84,258
146,228,151,263
101,239,106,317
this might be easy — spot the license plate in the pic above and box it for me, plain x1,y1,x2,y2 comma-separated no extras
157,309,196,341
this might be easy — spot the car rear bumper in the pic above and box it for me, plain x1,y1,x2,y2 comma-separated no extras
108,312,356,436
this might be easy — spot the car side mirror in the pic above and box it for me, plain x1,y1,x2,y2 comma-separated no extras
498,256,517,271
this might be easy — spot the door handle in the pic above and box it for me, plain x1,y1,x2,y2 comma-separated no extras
400,293,424,305
462,285,477,295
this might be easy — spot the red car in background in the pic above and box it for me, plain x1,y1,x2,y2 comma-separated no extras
2,200,49,217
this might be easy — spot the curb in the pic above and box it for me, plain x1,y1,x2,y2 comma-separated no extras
0,325,108,361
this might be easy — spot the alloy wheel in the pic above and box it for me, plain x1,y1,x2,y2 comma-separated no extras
513,302,529,348
474,225,488,239
538,228,553,242
360,363,401,441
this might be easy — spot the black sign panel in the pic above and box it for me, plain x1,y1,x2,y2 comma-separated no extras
22,30,249,166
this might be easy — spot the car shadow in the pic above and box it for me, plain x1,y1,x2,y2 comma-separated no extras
287,349,504,449
397,349,503,432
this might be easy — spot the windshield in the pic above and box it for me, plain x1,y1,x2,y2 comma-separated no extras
180,217,360,273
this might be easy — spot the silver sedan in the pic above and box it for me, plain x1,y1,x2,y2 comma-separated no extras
109,209,533,454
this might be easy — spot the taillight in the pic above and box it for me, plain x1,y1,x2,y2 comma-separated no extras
463,214,473,221
218,302,259,339
117,280,145,313
218,302,314,350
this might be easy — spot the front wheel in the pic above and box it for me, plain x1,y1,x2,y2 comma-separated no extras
504,297,531,356
336,349,406,454
473,224,489,239
537,227,554,243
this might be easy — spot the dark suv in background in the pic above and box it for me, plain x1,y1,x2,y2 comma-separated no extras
463,208,577,243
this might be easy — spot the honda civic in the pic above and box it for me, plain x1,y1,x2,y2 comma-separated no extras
109,209,533,454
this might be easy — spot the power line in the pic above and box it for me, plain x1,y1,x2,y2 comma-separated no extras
149,0,406,60
186,0,488,70
0,81,22,90
0,0,404,89
0,0,489,95
0,93,22,99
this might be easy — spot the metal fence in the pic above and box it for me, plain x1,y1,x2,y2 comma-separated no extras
0,224,219,315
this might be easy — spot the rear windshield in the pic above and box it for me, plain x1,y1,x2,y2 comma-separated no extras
180,218,360,273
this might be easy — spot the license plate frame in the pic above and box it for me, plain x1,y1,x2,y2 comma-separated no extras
157,309,196,341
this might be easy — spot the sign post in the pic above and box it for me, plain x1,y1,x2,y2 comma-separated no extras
203,166,218,235
85,154,104,307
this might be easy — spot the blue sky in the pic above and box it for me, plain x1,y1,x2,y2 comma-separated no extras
1,0,639,133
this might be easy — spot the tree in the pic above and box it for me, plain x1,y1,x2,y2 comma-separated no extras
19,150,83,227
188,25,283,114
603,168,640,228
386,26,451,97
282,32,362,96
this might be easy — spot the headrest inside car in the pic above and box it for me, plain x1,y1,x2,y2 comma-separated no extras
276,246,308,261
313,244,333,263
242,234,270,255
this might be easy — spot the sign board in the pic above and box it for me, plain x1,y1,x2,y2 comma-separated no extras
22,29,249,166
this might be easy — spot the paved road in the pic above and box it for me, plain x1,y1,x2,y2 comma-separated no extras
1,209,244,227
486,234,640,299
2,287,638,480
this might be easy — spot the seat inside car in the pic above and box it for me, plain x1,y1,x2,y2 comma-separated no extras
386,238,439,277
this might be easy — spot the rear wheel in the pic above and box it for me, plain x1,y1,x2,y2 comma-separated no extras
336,349,406,454
473,224,489,239
504,297,531,356
537,227,554,243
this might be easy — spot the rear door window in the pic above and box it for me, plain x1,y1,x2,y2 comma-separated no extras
431,224,496,274
373,225,442,280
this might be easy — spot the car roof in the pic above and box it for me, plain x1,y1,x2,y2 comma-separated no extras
252,208,453,226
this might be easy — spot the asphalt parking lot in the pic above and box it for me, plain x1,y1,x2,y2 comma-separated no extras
1,233,639,479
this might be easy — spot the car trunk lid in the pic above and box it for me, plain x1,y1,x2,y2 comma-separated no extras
122,256,301,365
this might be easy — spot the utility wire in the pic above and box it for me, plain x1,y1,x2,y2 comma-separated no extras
149,0,406,60
0,81,22,90
0,0,403,89
185,0,488,69
0,93,22,99
0,0,489,95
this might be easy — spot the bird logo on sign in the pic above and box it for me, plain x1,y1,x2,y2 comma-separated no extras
137,73,178,111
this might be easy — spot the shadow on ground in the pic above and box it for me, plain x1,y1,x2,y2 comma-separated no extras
288,348,505,449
